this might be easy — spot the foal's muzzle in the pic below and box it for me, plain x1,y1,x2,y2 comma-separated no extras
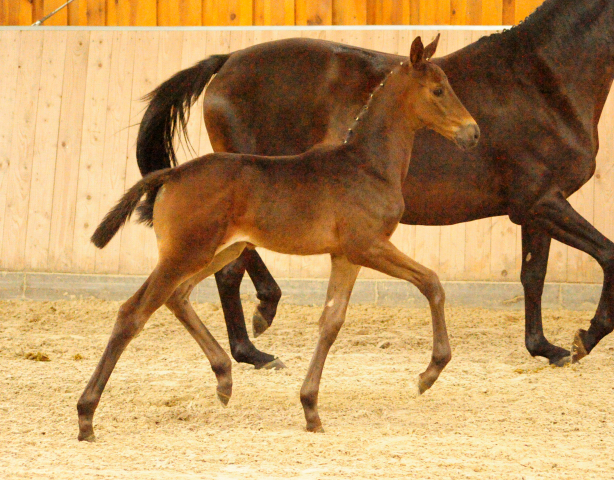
454,123,480,150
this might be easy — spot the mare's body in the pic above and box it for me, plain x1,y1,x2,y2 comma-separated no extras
138,0,614,367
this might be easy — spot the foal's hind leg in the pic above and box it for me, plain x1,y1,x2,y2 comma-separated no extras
77,263,193,441
351,240,451,394
165,243,250,405
300,255,361,432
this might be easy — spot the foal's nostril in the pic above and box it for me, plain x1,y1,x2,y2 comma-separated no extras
456,123,480,150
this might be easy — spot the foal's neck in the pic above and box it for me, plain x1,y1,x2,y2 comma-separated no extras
343,63,418,185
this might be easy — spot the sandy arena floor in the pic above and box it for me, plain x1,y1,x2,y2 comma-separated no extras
1,298,613,479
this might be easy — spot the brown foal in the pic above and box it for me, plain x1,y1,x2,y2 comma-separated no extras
77,35,479,440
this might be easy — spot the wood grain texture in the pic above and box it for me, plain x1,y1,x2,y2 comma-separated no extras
47,31,90,272
24,30,67,271
0,31,21,267
94,31,136,274
1,32,43,271
71,31,113,273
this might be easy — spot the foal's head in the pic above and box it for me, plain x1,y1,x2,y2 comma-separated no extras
405,35,480,150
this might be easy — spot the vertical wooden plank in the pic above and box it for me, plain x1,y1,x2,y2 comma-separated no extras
67,0,87,25
332,0,366,25
481,0,502,24
502,0,515,25
437,31,466,281
40,0,68,25
567,179,597,283
0,31,21,262
295,0,332,25
514,0,542,24
158,0,202,26
108,0,156,25
1,31,43,271
71,31,113,273
94,31,136,274
47,31,90,272
466,0,482,25
593,92,614,283
8,0,32,25
203,0,253,26
450,0,467,25
118,31,160,275
24,31,67,271
254,0,294,25
418,0,450,24
462,31,493,281
0,0,7,25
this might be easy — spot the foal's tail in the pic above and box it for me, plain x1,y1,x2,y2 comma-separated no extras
136,54,230,176
91,170,173,249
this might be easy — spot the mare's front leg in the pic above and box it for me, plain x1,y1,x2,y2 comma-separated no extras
215,249,284,369
351,240,451,394
300,255,361,432
523,189,614,362
520,225,571,365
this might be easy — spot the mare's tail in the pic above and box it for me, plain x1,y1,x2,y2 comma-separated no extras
136,54,230,175
91,170,173,249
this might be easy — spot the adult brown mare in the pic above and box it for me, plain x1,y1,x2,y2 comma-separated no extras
137,0,614,368
77,36,479,440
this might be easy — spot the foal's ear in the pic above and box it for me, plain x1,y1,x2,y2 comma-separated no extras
410,36,425,68
423,33,440,61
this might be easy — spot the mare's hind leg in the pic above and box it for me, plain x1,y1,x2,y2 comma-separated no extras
300,255,361,432
520,225,571,366
244,248,282,338
351,240,451,394
77,263,193,442
215,250,283,369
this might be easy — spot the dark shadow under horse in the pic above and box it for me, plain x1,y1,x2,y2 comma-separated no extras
137,0,614,367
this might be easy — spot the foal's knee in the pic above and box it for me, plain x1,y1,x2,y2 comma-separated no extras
419,269,445,306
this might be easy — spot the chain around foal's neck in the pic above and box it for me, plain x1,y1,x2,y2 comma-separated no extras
343,61,406,145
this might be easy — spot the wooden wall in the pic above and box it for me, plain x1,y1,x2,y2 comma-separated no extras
1,0,544,26
0,28,611,283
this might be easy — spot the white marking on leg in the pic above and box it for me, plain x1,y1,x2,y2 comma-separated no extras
326,299,335,308
526,252,532,262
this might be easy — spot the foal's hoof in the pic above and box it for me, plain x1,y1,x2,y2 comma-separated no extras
306,424,325,433
417,376,432,395
252,309,270,338
571,329,589,363
78,432,96,442
217,390,231,406
259,358,287,370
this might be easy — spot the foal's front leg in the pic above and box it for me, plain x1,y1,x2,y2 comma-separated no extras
353,240,451,394
300,255,361,432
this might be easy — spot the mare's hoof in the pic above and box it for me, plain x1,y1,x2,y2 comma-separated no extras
571,329,588,363
217,389,231,406
252,309,270,338
551,355,571,367
259,358,287,370
78,432,96,442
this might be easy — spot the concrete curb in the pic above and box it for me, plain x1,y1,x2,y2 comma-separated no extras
0,271,601,311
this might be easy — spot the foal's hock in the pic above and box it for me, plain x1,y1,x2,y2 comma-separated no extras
77,35,479,440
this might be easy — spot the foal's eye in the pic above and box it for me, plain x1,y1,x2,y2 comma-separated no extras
433,88,444,97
